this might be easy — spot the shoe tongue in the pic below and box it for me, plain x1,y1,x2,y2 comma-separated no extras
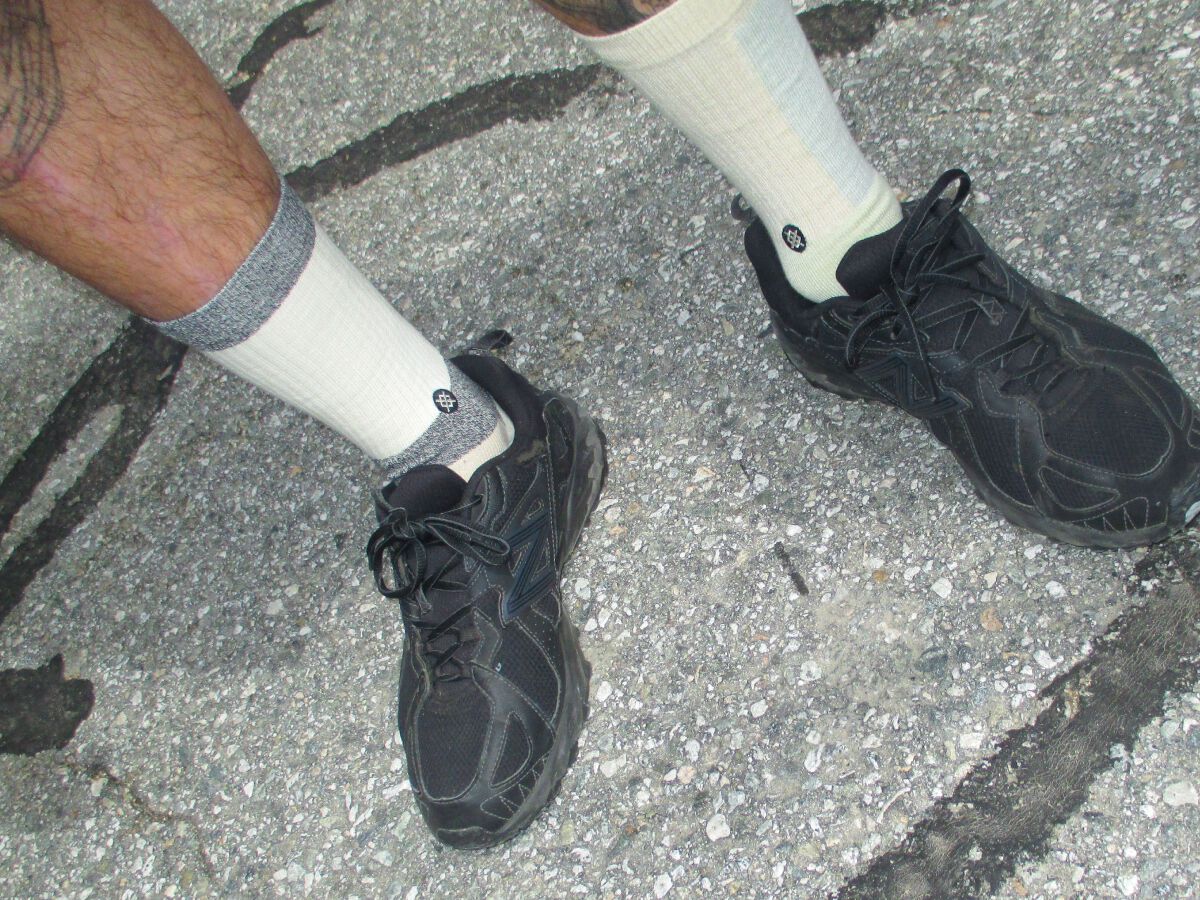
377,465,467,522
836,201,1077,404
377,465,477,649
836,218,905,301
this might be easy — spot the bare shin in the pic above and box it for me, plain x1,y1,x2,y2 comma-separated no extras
531,0,679,36
0,0,278,320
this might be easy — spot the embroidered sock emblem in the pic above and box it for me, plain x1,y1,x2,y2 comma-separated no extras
432,389,460,414
782,224,807,253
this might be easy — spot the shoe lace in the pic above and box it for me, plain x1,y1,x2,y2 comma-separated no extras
366,499,510,681
843,169,1074,401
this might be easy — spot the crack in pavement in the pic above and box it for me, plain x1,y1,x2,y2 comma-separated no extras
64,757,217,883
838,537,1200,899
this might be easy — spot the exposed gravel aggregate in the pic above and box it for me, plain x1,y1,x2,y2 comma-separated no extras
1,0,1198,897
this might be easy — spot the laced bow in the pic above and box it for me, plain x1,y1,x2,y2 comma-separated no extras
843,169,1071,401
367,501,510,679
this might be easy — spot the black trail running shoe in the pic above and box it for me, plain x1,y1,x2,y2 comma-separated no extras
367,350,606,848
745,169,1200,548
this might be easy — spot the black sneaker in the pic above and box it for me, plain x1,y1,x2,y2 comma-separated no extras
367,350,606,848
744,169,1200,548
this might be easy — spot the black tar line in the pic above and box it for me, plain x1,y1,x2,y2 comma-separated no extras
3,7,1189,899
287,64,606,202
0,320,185,628
227,0,339,112
838,538,1200,899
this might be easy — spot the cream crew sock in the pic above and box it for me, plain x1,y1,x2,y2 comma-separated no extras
582,0,901,301
155,184,512,481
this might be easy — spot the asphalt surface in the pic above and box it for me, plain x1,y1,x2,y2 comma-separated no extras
2,0,1200,897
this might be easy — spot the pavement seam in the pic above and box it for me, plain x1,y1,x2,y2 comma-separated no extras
837,537,1200,899
0,321,185,628
287,64,609,203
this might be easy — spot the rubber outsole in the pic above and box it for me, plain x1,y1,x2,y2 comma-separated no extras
432,408,608,849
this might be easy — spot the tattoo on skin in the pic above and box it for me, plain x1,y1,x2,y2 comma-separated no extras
534,0,678,35
0,0,64,189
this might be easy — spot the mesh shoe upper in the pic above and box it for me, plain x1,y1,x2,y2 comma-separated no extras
367,352,602,847
747,169,1200,547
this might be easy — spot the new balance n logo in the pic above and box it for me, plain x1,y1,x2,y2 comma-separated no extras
500,514,554,623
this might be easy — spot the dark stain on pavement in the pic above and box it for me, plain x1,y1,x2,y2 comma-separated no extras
227,0,339,111
773,541,810,596
838,538,1200,899
800,2,888,57
0,655,94,755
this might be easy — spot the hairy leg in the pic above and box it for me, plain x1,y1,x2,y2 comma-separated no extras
0,0,511,480
0,0,277,320
531,0,678,36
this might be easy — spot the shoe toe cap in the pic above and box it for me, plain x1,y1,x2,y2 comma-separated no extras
406,674,558,847
1032,365,1200,542
416,729,553,849
408,679,495,803
1041,370,1175,478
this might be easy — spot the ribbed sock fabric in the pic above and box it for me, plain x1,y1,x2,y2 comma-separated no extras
154,184,512,482
582,0,901,301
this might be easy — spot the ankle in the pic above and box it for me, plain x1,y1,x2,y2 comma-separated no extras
446,409,515,482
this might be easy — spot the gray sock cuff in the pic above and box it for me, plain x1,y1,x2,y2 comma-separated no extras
381,365,502,476
151,182,316,352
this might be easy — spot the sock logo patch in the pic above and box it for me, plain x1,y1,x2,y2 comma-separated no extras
432,389,460,414
782,224,808,253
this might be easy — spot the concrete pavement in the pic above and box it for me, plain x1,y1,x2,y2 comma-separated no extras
2,1,1200,896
